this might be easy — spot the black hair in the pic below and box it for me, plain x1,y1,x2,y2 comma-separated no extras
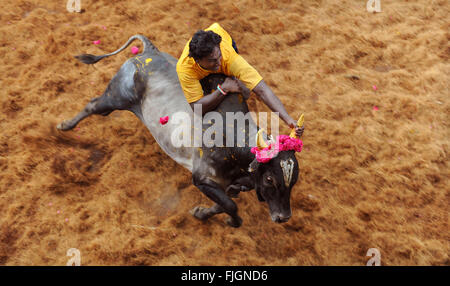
188,30,222,60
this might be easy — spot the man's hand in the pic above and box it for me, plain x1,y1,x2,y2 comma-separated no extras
288,119,305,138
253,80,305,138
221,77,241,93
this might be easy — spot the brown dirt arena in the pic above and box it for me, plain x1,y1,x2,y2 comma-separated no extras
0,0,448,265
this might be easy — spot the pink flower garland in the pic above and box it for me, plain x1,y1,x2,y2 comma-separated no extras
251,135,303,163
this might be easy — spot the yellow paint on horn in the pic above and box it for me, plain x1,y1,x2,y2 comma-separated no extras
289,113,304,138
256,129,268,149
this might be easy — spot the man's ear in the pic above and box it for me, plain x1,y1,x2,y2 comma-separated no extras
248,158,259,173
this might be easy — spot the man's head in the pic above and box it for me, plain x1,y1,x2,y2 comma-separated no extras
189,30,222,71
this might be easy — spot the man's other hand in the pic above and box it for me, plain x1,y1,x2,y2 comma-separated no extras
294,125,304,138
288,119,305,138
221,77,241,93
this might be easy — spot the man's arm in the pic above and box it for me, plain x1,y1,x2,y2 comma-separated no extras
253,80,304,138
189,77,241,115
189,89,226,115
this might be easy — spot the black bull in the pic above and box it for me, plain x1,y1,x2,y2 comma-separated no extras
57,35,300,227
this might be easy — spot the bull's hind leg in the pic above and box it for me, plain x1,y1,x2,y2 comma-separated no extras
57,61,144,131
192,175,243,228
57,95,114,131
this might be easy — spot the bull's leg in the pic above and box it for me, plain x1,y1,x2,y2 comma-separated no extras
225,176,255,198
56,96,116,131
192,177,242,228
225,184,241,198
190,204,224,220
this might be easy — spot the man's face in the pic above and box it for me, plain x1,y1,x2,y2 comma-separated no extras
196,46,222,71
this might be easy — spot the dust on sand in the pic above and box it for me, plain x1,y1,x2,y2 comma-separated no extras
0,0,448,265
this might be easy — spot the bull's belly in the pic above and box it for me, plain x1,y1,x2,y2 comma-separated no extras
140,74,194,172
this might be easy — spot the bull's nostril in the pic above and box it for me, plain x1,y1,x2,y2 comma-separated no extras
274,216,289,223
272,213,291,223
279,215,291,223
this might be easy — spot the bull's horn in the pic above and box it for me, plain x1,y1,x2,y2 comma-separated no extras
256,129,269,149
289,113,304,138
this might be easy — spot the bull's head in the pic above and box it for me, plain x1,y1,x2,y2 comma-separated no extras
248,115,304,223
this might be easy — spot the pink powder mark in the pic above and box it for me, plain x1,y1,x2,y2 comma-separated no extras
48,202,53,206
65,218,69,222
372,85,378,91
57,210,61,214
131,46,139,54
373,106,379,111
93,40,101,45
159,116,169,125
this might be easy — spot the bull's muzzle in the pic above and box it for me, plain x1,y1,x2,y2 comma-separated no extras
271,213,292,223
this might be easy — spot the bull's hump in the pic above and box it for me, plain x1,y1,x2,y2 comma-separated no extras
132,54,174,78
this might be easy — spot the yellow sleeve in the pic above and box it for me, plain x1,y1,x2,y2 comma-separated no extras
229,55,263,91
177,71,204,104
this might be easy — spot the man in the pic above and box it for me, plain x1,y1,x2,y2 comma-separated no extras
176,23,304,138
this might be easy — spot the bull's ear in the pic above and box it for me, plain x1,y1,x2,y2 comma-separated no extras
248,158,259,173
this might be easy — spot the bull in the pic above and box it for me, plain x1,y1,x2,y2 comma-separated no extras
57,35,300,227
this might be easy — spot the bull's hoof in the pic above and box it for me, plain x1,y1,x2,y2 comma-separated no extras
240,185,252,192
225,185,240,198
56,120,75,131
190,206,210,221
226,216,242,228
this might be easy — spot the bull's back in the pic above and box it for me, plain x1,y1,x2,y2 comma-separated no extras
200,74,259,148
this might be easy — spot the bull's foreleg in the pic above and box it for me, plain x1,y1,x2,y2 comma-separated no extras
190,204,224,220
192,177,242,228
225,176,255,198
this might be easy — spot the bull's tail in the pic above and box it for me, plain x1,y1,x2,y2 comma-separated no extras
74,34,158,65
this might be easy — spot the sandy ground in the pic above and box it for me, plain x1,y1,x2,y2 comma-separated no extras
0,0,448,265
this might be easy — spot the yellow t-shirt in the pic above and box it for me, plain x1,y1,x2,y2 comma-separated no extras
176,23,263,103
